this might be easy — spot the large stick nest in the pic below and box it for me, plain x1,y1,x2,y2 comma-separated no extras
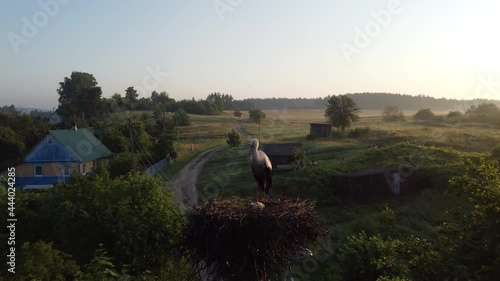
178,197,326,281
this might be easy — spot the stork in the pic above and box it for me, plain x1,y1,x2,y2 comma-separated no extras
249,138,273,202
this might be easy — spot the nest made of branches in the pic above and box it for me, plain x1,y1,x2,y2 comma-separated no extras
178,197,326,281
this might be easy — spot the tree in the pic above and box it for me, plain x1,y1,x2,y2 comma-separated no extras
0,126,25,170
226,129,241,147
57,72,109,125
206,92,224,113
413,108,435,121
154,132,178,160
466,103,500,124
444,159,500,280
382,105,406,122
324,95,360,133
16,241,81,281
124,87,138,109
174,108,191,126
249,109,266,123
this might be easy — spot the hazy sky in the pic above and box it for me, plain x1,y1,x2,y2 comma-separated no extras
1,0,499,109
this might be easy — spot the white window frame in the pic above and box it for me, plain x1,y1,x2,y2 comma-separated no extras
61,164,71,177
34,164,43,177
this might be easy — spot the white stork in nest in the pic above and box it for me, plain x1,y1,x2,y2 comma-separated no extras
249,138,273,202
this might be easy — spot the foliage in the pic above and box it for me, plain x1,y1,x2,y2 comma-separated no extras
347,127,371,138
413,108,435,121
226,129,241,147
249,109,266,123
174,108,191,126
124,86,138,109
57,71,109,126
107,152,141,178
233,109,242,117
100,126,130,154
382,106,406,122
491,145,500,161
206,92,224,113
293,145,308,167
154,131,178,160
324,95,360,133
10,173,186,277
446,110,465,123
81,246,118,281
0,126,25,170
444,159,500,280
14,241,81,281
466,103,500,125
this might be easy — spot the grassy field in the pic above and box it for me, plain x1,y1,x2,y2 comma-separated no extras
182,108,499,280
196,108,500,201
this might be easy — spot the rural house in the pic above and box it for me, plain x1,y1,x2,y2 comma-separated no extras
309,123,332,138
262,143,303,169
10,127,112,189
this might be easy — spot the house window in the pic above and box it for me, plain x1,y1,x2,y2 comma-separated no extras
34,165,43,177
62,165,71,177
82,163,86,174
48,138,53,145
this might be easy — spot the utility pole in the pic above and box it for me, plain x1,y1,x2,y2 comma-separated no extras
128,118,135,173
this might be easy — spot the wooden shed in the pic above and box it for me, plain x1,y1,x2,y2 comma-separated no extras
309,123,332,138
261,143,303,169
333,167,415,200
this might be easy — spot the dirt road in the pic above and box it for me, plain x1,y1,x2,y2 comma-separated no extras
170,120,251,211
170,147,218,211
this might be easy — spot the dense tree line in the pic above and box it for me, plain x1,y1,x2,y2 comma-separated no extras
243,93,500,111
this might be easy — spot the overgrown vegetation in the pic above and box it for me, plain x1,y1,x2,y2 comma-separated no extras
0,170,188,280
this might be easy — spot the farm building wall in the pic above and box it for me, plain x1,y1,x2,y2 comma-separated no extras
309,123,332,138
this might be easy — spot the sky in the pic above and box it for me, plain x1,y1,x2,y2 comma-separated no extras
1,0,499,109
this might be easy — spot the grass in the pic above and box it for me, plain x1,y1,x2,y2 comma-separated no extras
175,108,499,280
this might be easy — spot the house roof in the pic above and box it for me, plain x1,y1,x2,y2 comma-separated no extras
262,143,303,156
49,129,112,162
336,167,399,177
309,123,332,126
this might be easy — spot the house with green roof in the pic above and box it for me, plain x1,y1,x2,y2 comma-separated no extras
11,128,113,189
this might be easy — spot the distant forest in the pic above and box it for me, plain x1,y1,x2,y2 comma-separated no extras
241,93,500,112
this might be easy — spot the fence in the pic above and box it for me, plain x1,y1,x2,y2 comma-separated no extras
145,158,170,176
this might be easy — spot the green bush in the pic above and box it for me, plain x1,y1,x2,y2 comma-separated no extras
226,129,241,147
413,108,435,121
347,127,371,138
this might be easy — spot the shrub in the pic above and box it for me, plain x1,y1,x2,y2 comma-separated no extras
491,145,500,160
248,109,266,123
226,129,241,147
413,109,435,121
233,109,242,117
347,127,371,138
382,106,406,122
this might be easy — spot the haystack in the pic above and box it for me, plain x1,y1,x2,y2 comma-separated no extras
179,197,326,281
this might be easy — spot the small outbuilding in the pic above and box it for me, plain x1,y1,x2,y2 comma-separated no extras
333,166,415,200
261,143,303,169
309,123,332,138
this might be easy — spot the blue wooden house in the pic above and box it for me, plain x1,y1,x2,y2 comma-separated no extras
10,128,112,189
